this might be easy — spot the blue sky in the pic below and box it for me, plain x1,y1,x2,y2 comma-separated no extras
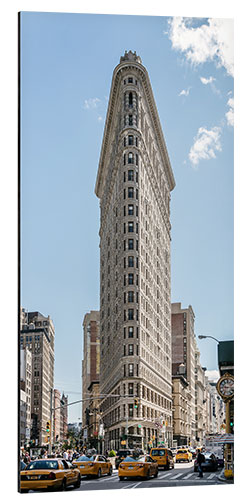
20,12,234,422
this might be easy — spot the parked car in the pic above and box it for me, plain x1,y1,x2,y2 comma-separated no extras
118,455,158,481
150,448,174,470
20,458,81,493
115,449,135,469
175,449,192,463
194,453,218,472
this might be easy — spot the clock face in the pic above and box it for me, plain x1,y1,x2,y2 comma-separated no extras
218,376,234,398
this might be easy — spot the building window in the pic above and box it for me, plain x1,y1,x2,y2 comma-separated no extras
128,326,134,338
124,365,126,377
128,152,134,164
129,404,134,417
128,77,133,83
128,170,134,181
128,344,134,355
129,92,133,107
129,115,133,126
128,364,134,376
128,291,134,302
124,154,126,165
136,154,138,165
128,187,134,198
128,273,134,285
124,327,126,339
124,345,126,356
128,256,134,267
128,383,134,395
128,238,134,250
128,222,134,232
128,309,134,320
128,135,133,145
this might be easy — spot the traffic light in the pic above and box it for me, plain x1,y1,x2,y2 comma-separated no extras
134,398,138,409
229,416,234,432
46,421,50,434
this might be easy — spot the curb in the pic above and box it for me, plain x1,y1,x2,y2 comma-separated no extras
218,470,234,483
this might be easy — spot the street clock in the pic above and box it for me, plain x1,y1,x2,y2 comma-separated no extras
216,373,234,400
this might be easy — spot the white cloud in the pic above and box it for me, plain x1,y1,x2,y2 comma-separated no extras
200,76,216,85
166,17,234,77
206,369,220,382
225,97,234,126
189,126,222,166
179,88,190,96
98,116,103,122
83,97,101,109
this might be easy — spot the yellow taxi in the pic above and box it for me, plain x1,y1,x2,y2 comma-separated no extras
118,454,158,481
150,448,175,470
20,458,81,493
72,454,112,478
175,448,192,463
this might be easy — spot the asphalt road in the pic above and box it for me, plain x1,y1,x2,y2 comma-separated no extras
27,461,228,493
75,461,226,490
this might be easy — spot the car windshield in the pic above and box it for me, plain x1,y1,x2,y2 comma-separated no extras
138,456,147,462
122,456,137,462
26,461,59,470
76,455,95,462
117,450,133,457
151,450,165,456
177,450,187,454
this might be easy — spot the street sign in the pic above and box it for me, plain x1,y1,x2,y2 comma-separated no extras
83,428,88,439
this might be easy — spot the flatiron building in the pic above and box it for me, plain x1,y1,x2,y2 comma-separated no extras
95,51,175,450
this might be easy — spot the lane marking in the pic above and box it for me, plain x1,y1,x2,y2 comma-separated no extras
122,482,137,489
183,473,196,479
169,473,183,480
131,482,142,488
206,473,216,480
159,472,171,479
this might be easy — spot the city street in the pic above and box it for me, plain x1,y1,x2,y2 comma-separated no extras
27,461,226,492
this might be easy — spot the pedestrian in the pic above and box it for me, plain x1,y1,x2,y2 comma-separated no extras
196,450,205,478
63,449,68,460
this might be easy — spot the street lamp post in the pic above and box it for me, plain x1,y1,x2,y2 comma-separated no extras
198,335,219,343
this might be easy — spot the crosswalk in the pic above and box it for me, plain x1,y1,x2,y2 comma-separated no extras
80,468,220,486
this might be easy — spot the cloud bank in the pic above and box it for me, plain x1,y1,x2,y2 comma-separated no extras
189,126,222,166
179,88,190,97
225,97,234,126
167,17,234,77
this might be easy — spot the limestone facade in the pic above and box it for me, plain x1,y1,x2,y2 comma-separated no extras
95,51,175,450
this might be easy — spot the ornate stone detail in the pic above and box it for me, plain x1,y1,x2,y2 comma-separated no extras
120,50,142,64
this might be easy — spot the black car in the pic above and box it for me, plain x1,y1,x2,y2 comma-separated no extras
194,453,218,472
115,450,135,469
